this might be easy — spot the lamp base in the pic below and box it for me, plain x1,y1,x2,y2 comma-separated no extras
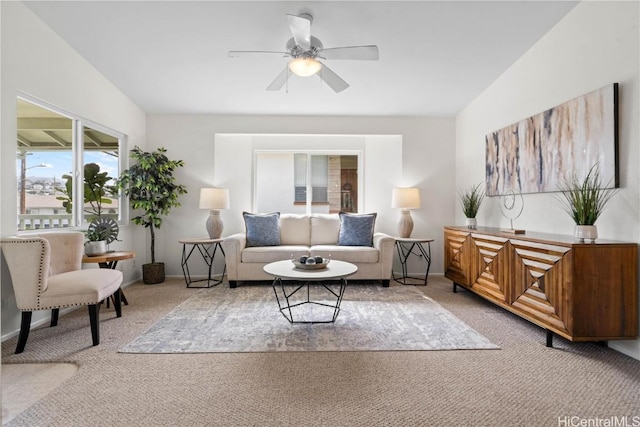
397,210,414,238
206,210,224,239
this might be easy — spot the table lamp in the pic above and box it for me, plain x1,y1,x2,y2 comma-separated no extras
391,187,421,238
199,188,230,239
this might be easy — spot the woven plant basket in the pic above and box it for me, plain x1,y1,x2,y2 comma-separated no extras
142,262,165,285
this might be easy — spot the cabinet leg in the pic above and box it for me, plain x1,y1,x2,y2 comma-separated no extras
546,330,553,348
453,282,457,293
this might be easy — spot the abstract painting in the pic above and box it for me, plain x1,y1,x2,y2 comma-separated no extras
485,83,618,196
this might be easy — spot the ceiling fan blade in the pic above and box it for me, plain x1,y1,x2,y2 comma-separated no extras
319,45,380,61
317,63,349,93
286,14,311,51
228,50,288,58
266,68,290,91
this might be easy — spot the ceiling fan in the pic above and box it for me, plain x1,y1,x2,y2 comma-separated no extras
228,13,379,93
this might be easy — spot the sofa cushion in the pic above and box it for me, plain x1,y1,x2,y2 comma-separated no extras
310,245,379,263
243,212,281,247
310,214,341,245
280,214,311,246
338,212,377,246
242,245,309,263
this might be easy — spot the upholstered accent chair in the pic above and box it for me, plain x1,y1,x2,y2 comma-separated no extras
0,232,123,354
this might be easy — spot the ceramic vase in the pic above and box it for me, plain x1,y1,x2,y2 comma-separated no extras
465,217,477,229
84,240,107,256
575,225,598,243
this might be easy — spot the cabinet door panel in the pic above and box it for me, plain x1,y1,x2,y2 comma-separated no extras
469,234,509,304
571,246,638,338
510,242,570,333
444,229,471,286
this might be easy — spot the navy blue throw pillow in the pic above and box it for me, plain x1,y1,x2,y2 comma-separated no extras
243,212,281,247
338,212,377,246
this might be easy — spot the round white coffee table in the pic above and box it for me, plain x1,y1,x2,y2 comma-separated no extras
264,259,358,323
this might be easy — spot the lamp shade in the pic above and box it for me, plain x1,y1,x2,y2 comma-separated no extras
199,188,230,210
391,187,421,210
288,57,322,77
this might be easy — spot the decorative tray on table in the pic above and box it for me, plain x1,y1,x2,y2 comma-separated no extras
292,257,330,270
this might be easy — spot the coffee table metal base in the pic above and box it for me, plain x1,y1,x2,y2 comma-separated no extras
271,278,348,324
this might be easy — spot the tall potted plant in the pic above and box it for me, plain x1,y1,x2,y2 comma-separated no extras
117,146,187,284
556,164,617,242
459,183,485,229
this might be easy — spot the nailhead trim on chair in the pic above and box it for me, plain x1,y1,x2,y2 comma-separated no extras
37,239,45,309
19,299,108,310
0,238,46,310
19,301,107,311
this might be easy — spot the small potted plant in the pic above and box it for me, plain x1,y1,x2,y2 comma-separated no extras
459,183,485,229
84,228,108,256
117,146,187,284
556,164,618,242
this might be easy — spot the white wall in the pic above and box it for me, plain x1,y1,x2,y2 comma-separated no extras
146,115,456,280
1,3,147,338
255,152,298,214
456,1,639,359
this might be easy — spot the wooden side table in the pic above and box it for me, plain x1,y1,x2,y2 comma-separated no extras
179,238,226,288
393,237,433,286
82,251,135,314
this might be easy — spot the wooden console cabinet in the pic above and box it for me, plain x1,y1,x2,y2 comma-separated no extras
444,226,638,346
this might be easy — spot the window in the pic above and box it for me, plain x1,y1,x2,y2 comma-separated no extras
255,150,359,214
294,154,328,204
16,96,125,231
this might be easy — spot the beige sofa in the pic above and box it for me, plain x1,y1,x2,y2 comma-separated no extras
222,213,395,288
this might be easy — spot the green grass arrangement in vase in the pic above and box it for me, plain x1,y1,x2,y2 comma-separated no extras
556,164,618,242
459,183,485,229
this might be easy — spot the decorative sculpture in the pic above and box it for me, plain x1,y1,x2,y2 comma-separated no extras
499,190,525,234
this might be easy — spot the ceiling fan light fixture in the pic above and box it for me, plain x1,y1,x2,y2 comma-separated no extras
288,57,322,77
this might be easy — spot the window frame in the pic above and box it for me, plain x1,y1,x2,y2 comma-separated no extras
16,93,128,230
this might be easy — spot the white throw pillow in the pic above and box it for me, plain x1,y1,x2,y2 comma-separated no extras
310,214,341,245
279,214,311,246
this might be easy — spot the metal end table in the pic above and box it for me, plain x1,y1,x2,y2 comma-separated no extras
393,237,433,286
179,238,226,288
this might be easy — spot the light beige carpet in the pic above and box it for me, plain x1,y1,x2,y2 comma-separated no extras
1,276,639,427
1,363,78,425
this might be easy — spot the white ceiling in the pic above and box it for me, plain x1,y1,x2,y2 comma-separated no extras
24,1,578,116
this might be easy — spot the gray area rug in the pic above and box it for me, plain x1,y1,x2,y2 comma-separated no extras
120,283,499,353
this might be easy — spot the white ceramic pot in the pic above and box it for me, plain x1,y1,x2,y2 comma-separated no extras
85,240,107,256
575,225,598,243
465,217,477,229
